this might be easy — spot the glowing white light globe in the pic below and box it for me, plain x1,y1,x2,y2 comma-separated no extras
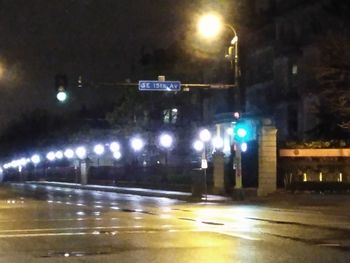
199,129,211,142
55,151,64,159
109,142,120,153
64,149,74,159
212,136,224,149
113,152,122,160
198,14,222,38
75,146,87,159
159,133,173,148
31,154,41,165
130,137,144,152
93,144,105,155
19,158,27,166
46,151,56,161
193,140,204,152
241,142,248,152
226,127,233,135
56,91,67,102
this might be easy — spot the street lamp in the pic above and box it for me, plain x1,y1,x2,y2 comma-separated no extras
197,14,239,86
212,136,224,150
31,154,41,165
93,144,105,155
130,137,144,152
158,133,174,165
159,133,173,149
64,148,75,159
93,144,104,166
199,128,211,142
198,14,242,190
46,151,56,161
113,151,122,160
193,140,204,152
197,13,222,38
75,146,87,160
55,151,64,160
109,142,121,153
198,128,212,201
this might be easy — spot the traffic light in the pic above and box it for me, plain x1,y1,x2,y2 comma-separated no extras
55,74,68,102
233,119,256,143
77,75,83,88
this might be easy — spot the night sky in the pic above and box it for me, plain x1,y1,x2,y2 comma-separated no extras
0,0,235,131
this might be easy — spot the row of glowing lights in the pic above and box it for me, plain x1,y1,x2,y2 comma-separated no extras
1,129,246,171
193,128,247,152
1,133,173,171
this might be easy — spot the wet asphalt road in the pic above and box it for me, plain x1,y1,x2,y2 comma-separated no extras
0,183,349,262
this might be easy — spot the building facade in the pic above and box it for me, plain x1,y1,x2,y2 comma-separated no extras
241,0,345,141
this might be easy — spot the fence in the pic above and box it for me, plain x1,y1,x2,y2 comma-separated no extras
279,148,350,192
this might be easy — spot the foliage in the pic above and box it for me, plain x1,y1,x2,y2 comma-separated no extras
314,32,350,132
283,140,348,149
309,2,350,138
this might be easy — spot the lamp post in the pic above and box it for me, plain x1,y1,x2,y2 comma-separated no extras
198,128,212,201
159,133,174,165
197,14,239,88
198,14,242,190
93,144,105,166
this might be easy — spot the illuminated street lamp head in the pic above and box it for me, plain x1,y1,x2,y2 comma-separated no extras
113,151,122,160
55,151,64,159
199,129,211,142
75,146,87,159
198,14,222,38
212,136,224,149
193,140,204,152
226,127,233,136
241,142,248,152
159,133,173,149
109,142,120,153
93,144,105,155
130,137,144,152
31,154,41,165
46,151,56,161
64,148,74,159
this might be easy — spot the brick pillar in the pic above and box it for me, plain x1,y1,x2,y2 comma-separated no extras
258,119,277,196
213,152,225,194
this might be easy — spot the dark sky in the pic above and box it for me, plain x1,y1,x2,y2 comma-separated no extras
0,0,234,131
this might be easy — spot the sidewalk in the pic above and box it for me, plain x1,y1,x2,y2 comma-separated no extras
25,181,231,202
247,191,350,217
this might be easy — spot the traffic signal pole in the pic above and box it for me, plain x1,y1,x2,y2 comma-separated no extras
234,142,242,189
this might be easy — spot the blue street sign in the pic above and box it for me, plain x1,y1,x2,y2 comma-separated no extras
138,80,181,91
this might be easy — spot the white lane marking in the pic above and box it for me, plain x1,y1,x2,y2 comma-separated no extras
0,229,202,238
214,231,260,241
0,232,88,238
0,226,127,233
0,225,195,234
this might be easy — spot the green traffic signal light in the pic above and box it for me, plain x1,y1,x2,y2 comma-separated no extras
236,127,247,138
55,74,68,102
233,120,254,142
56,90,67,102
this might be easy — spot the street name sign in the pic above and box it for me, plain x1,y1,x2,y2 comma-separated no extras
138,80,181,91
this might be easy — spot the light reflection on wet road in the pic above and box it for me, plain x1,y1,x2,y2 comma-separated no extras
0,183,349,262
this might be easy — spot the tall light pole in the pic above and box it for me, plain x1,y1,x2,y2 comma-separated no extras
197,14,242,190
197,14,239,87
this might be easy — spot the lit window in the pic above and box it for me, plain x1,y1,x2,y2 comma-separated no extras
163,108,178,124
